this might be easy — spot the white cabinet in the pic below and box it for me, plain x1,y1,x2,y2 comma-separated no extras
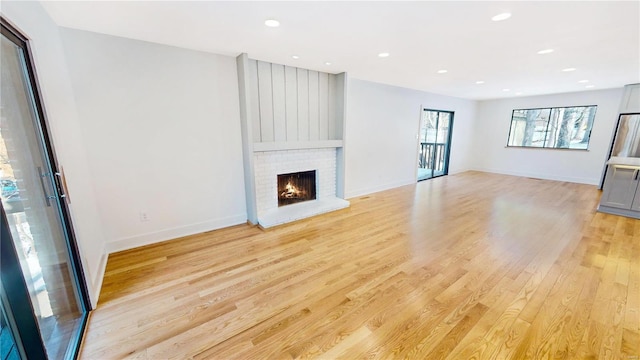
598,164,640,219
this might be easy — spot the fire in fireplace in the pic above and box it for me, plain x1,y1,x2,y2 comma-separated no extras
277,170,316,207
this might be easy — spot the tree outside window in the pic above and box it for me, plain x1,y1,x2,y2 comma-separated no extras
507,106,597,149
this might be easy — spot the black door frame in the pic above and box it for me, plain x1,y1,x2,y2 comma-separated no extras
1,204,48,359
419,108,455,180
1,16,91,359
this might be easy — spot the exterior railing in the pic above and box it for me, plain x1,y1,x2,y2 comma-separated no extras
419,143,446,172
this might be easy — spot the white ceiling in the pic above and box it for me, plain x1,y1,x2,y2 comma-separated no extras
41,1,640,100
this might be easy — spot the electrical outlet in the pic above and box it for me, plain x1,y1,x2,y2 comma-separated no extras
139,211,149,222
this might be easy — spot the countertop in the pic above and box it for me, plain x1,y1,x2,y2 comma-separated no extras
607,156,640,167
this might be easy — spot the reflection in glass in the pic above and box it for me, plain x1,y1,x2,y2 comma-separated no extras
1,297,21,360
612,114,640,158
1,33,83,360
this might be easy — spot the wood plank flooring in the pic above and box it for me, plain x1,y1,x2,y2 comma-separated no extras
80,171,640,359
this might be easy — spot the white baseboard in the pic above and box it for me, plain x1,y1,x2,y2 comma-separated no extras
471,167,599,185
344,169,478,200
90,251,108,309
105,214,247,254
448,167,471,176
345,179,415,199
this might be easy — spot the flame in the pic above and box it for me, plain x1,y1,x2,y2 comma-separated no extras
281,180,305,198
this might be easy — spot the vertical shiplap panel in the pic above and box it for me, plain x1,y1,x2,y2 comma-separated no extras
297,68,309,141
328,74,337,140
248,59,261,142
284,66,298,141
271,64,286,141
257,61,274,142
318,72,329,140
308,70,320,141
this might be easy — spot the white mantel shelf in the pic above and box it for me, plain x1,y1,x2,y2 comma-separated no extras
253,140,343,152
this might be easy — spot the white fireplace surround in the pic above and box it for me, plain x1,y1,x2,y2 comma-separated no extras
236,54,348,227
254,148,349,227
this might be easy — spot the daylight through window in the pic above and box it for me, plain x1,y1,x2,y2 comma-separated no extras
507,105,597,149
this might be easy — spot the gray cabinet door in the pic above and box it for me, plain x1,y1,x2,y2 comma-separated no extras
632,182,640,211
601,166,640,209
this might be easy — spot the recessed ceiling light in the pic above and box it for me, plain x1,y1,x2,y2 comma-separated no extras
515,92,523,95
476,81,485,84
437,70,448,74
491,13,512,21
537,49,554,55
585,85,595,88
378,52,390,58
562,67,577,72
264,19,280,27
578,79,589,83
325,62,332,66
502,88,510,92
291,55,299,60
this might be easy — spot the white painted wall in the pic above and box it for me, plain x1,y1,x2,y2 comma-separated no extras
344,78,477,198
1,1,107,306
472,88,624,185
58,28,247,253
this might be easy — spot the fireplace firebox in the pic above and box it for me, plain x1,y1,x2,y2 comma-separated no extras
277,170,316,207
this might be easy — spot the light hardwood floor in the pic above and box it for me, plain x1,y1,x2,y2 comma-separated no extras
80,171,639,359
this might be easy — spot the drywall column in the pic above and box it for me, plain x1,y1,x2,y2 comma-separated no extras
236,53,258,224
335,73,347,198
619,83,640,113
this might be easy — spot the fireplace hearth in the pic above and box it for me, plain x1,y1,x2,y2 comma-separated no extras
277,170,316,207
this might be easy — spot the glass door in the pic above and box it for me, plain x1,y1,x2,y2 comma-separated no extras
1,296,21,360
600,113,640,188
417,109,453,181
1,20,89,359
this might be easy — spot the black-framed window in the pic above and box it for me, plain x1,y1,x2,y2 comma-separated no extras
507,105,597,149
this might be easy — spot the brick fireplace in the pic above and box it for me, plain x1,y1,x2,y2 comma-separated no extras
253,148,348,227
